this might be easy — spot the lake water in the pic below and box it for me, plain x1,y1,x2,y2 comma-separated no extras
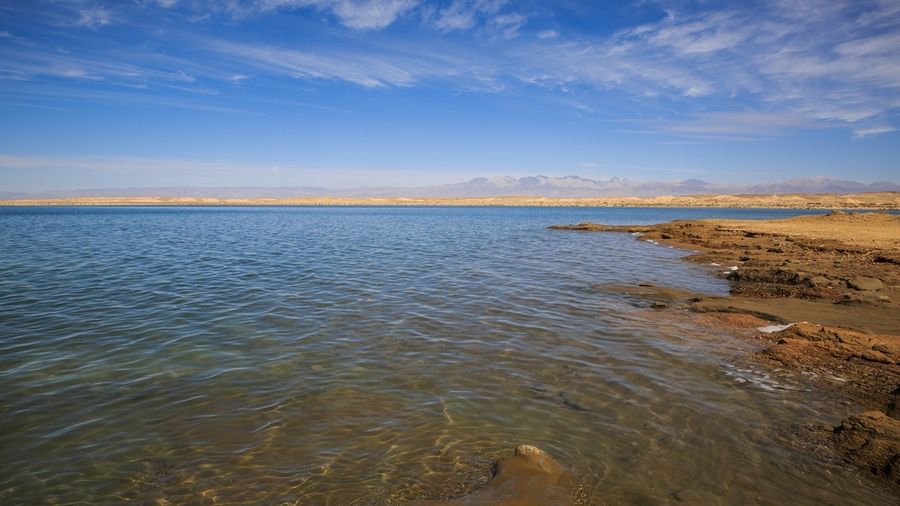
0,206,894,505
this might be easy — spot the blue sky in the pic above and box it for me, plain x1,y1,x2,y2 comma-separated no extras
1,0,898,191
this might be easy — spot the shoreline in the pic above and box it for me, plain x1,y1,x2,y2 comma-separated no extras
552,210,900,494
1,191,899,209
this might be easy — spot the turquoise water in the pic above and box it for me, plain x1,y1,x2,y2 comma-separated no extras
0,206,894,505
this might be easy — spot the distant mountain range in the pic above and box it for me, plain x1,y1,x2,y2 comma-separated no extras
3,176,899,200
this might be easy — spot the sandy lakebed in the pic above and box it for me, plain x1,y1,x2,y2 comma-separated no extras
550,210,900,501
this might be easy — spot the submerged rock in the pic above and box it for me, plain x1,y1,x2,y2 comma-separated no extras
406,445,574,506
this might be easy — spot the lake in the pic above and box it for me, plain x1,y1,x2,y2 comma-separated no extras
0,206,893,505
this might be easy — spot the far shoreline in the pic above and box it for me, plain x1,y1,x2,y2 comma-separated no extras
1,191,899,209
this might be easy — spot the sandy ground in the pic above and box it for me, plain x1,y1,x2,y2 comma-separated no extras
552,211,900,494
701,212,900,250
1,191,899,209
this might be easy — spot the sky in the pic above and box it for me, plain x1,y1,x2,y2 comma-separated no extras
1,0,899,192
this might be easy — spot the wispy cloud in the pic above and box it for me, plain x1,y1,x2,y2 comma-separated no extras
851,125,898,138
0,44,199,84
156,0,525,33
208,36,500,89
183,0,421,30
74,5,114,28
41,1,118,29
328,0,419,29
536,29,558,39
211,40,418,87
511,0,900,137
428,0,503,30
4,0,898,140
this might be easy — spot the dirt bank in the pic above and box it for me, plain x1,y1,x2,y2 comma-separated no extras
552,211,900,494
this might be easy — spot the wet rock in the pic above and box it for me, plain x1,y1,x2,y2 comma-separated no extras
831,411,900,485
847,277,884,292
726,268,808,285
650,301,668,309
406,445,574,506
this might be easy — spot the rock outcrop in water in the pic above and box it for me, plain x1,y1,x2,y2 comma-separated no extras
406,445,574,506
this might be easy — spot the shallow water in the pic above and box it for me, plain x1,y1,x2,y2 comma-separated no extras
0,206,894,505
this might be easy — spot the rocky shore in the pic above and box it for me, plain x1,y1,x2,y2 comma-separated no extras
552,210,900,494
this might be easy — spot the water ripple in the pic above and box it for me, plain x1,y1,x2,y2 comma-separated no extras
0,206,893,505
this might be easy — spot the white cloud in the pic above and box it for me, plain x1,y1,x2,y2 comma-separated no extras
280,0,421,30
492,12,525,38
212,40,417,87
835,32,900,56
195,0,898,139
0,47,198,84
7,0,899,140
73,5,115,28
154,0,525,33
432,0,478,30
509,0,900,137
852,125,897,138
331,0,419,29
428,0,511,32
213,0,419,29
208,36,501,89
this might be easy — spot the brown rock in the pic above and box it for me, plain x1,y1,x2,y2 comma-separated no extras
831,411,900,485
406,445,574,506
848,276,885,292
808,275,830,288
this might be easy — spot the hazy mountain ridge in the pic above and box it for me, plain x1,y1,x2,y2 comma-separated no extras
3,176,899,200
